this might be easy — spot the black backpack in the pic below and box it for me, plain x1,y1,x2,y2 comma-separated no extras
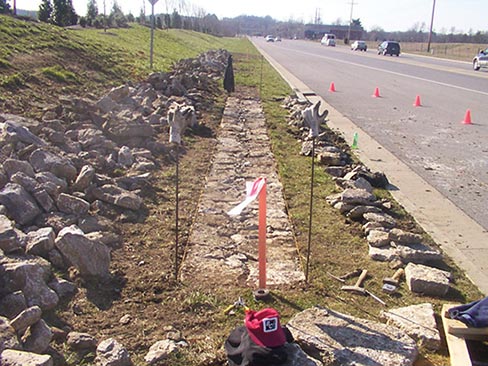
225,326,293,366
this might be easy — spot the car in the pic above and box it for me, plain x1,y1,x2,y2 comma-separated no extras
320,34,336,47
265,35,275,42
275,36,282,42
351,40,367,51
378,41,400,56
473,47,488,71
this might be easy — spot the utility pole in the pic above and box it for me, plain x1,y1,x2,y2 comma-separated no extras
427,0,436,53
347,0,357,44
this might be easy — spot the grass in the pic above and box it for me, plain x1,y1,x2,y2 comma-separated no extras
0,15,484,365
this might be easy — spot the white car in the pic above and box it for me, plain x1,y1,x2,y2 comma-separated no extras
265,35,275,42
320,34,336,47
351,40,367,51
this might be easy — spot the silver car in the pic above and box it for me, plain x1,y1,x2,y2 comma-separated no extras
351,40,367,51
473,47,488,71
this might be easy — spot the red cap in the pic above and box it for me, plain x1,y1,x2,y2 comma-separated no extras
245,308,286,347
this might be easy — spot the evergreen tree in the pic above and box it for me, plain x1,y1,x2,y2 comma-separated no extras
171,9,181,29
86,0,98,26
109,0,127,28
38,0,52,22
163,13,171,28
0,0,11,14
139,7,145,24
51,0,78,26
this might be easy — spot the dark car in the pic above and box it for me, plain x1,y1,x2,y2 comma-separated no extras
378,41,400,56
473,47,488,71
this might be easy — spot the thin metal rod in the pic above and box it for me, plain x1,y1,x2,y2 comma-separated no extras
175,144,179,280
259,55,264,97
150,4,155,68
305,137,315,283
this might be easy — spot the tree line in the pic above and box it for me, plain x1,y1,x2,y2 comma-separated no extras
1,0,487,44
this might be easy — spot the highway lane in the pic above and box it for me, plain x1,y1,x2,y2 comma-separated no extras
255,38,488,232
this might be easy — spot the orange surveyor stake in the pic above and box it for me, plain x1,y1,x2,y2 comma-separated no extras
413,95,421,107
372,87,380,98
329,82,336,92
258,179,267,290
462,109,472,125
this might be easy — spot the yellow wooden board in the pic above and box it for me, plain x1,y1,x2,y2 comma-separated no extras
442,304,473,366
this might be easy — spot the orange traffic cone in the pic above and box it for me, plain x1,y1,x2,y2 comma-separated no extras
413,95,421,107
329,82,336,92
372,87,380,98
462,109,472,125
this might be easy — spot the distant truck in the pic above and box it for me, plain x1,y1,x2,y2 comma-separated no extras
320,34,336,47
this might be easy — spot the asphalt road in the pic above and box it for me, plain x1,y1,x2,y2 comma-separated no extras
255,37,488,232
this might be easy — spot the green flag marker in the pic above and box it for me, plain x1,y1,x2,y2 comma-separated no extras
351,132,359,149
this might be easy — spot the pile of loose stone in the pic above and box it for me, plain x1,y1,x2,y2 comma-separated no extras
0,49,229,366
283,96,457,354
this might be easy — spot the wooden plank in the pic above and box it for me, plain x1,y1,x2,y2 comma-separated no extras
444,303,488,340
442,304,473,366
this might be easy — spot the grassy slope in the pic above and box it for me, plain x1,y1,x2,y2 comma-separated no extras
0,15,484,366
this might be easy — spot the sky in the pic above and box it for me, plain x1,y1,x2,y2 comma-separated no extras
15,0,488,33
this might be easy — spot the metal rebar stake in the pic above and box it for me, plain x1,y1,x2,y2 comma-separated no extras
305,137,316,283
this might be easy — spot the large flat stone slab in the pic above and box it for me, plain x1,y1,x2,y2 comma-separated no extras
287,307,418,366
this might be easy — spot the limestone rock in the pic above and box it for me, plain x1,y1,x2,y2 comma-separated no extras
405,263,451,297
144,339,178,364
0,291,27,319
347,205,382,220
367,229,391,247
389,229,423,245
2,259,59,311
91,184,142,210
397,243,442,264
21,318,53,353
66,331,97,351
287,306,418,366
57,193,90,216
10,171,38,192
72,165,95,192
35,171,67,195
0,183,41,225
0,119,46,146
363,212,396,228
0,214,21,253
48,277,77,299
95,338,133,366
25,227,56,257
117,146,133,167
282,342,325,365
0,316,22,353
341,188,376,205
55,225,111,277
9,306,42,335
380,303,441,351
29,149,77,181
0,349,53,366
33,188,56,212
3,158,36,178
